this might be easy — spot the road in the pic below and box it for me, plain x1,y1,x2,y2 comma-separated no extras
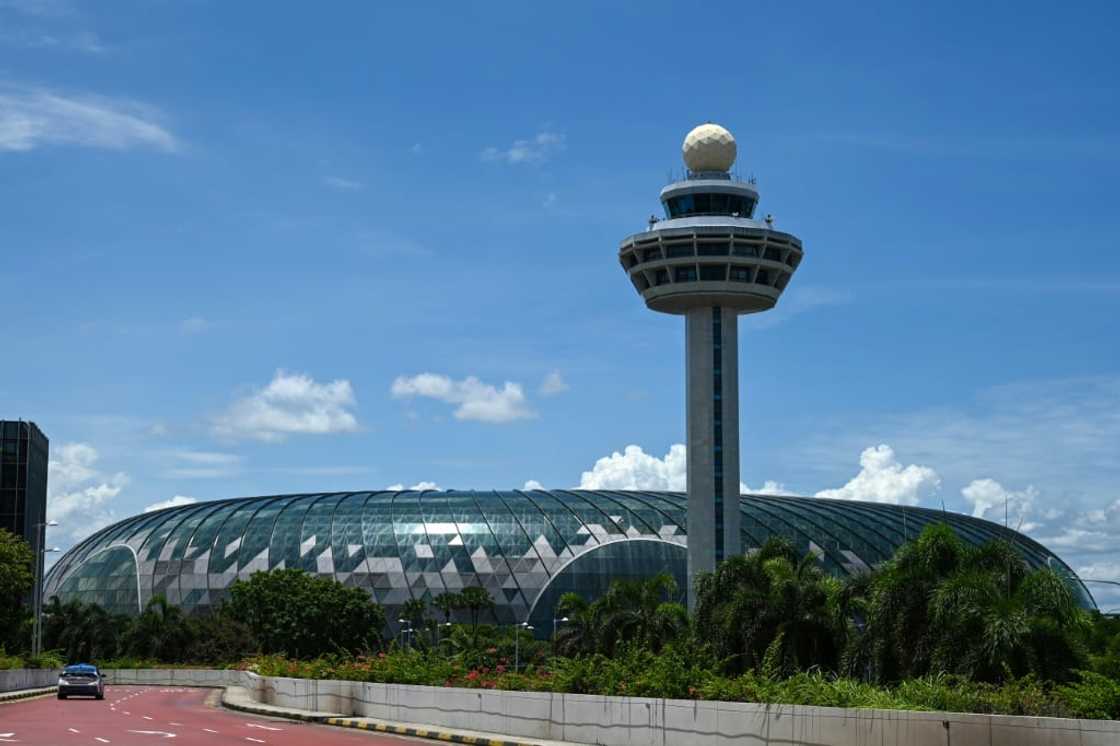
0,686,428,746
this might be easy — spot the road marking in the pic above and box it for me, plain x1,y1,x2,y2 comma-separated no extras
202,728,218,733
95,738,110,743
123,711,130,715
246,724,283,731
68,728,80,734
126,731,176,739
169,722,183,726
143,716,153,720
245,739,265,744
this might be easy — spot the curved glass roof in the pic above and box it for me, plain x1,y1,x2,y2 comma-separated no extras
44,490,1096,622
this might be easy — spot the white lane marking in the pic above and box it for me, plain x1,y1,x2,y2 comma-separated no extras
68,728,80,734
246,724,283,731
244,739,265,744
122,711,130,715
169,722,183,726
202,729,218,734
126,731,176,739
95,739,110,744
143,716,153,720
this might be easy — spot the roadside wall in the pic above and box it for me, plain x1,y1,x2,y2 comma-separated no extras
101,668,1120,746
0,669,59,692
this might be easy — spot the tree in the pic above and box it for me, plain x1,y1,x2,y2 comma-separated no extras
123,596,194,662
554,573,688,657
0,529,33,652
42,597,126,662
432,592,460,625
694,537,843,676
228,568,386,658
457,586,495,645
851,523,1090,684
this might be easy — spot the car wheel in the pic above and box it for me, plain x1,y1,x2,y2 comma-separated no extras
57,693,66,700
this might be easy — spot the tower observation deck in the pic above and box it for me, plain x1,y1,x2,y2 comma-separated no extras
618,123,804,604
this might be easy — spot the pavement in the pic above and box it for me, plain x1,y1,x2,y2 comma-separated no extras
0,685,434,745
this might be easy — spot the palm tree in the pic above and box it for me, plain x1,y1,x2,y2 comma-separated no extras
694,537,843,676
458,586,495,645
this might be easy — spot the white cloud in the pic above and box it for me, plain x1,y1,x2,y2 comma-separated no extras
144,495,197,513
579,444,687,490
745,286,852,330
539,370,569,397
179,316,209,334
386,481,440,491
746,480,789,495
523,479,544,490
961,478,1038,528
323,175,363,191
391,373,534,424
162,449,241,479
47,443,128,539
481,130,564,165
213,370,360,442
0,85,177,152
579,444,790,495
0,29,106,53
814,444,940,505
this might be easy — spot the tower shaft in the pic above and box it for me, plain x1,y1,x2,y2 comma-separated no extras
685,306,741,601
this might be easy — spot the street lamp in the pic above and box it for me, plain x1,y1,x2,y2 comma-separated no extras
31,520,60,657
552,616,569,641
513,621,534,673
397,618,413,649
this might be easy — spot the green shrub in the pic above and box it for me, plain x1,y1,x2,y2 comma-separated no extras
1056,670,1120,720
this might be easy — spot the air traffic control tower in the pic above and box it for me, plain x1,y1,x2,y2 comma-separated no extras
618,123,804,603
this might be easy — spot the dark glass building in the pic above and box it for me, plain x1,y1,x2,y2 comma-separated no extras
43,489,1096,632
0,420,49,555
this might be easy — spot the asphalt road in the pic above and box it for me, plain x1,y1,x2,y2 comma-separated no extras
0,686,428,746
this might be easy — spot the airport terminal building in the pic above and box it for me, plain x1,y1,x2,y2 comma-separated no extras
44,489,1097,632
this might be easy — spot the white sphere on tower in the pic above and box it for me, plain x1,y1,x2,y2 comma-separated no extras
682,123,737,173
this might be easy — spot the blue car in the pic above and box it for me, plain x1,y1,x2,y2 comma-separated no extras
57,664,105,700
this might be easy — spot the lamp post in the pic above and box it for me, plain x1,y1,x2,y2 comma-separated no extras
397,618,413,649
31,520,60,657
513,622,533,673
552,615,569,642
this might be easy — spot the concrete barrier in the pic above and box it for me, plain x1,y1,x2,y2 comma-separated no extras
0,669,60,693
96,668,1120,746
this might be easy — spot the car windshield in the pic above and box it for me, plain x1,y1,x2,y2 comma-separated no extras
63,667,97,677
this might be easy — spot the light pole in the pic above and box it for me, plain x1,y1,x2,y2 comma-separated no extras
397,618,413,649
31,520,60,657
552,616,568,642
513,622,533,673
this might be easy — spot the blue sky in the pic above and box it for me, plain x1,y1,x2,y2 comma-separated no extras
2,1,1118,607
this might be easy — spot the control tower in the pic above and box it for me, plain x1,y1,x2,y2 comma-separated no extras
618,123,804,603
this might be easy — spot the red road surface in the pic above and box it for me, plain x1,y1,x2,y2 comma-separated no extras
0,686,429,746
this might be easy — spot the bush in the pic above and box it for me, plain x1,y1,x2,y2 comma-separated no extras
1057,670,1120,720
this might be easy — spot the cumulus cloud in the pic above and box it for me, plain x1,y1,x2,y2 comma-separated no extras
144,495,197,513
386,481,440,491
579,444,687,490
961,478,1039,529
747,480,790,495
814,445,940,505
481,130,564,165
47,443,128,540
391,373,534,424
0,85,177,152
539,370,569,397
213,370,359,442
523,479,544,490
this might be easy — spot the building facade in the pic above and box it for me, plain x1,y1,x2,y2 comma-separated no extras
43,489,1096,634
0,420,49,552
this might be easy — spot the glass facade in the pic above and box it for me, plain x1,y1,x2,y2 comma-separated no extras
0,420,48,549
44,490,1098,631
